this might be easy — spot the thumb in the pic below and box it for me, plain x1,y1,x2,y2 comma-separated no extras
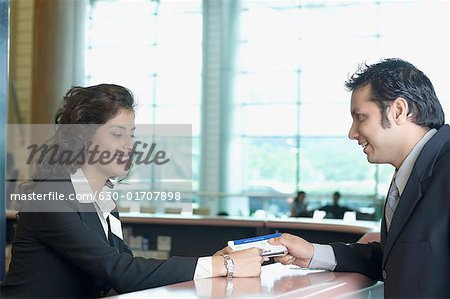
269,237,282,246
269,233,294,247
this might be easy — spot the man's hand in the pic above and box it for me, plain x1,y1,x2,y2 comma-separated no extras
269,233,314,268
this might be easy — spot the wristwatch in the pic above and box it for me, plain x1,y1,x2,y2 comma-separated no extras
223,254,235,279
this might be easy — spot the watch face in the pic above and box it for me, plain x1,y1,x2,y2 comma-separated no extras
224,254,234,278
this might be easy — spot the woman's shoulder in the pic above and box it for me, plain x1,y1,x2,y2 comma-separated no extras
21,176,73,193
14,176,81,213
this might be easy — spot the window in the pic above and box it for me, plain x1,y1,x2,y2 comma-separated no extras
85,0,202,196
232,0,449,217
85,0,449,218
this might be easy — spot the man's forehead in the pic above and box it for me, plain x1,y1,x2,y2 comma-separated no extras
351,85,374,105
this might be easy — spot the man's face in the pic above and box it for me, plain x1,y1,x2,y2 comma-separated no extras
348,84,399,166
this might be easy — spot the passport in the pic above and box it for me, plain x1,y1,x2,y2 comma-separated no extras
227,233,287,257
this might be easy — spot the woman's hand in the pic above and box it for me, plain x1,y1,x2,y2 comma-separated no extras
212,247,263,277
213,246,233,256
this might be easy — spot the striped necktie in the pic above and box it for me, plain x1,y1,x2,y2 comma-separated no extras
385,178,399,232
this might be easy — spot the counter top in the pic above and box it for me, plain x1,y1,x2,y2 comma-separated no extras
106,263,383,299
6,210,380,233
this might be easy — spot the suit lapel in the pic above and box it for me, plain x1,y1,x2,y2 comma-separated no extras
84,211,110,244
64,179,111,244
382,172,423,266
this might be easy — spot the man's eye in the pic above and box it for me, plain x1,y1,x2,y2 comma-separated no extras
112,133,123,138
357,115,366,122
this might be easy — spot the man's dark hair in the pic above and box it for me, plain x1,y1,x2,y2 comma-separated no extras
345,58,445,129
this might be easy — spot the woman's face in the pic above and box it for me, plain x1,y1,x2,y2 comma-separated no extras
86,108,135,181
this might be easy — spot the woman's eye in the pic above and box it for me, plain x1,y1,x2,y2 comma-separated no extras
112,133,123,138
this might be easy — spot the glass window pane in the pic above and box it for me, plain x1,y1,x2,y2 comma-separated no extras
237,41,300,73
155,107,200,136
86,0,202,196
299,70,350,104
243,137,297,190
240,104,298,136
299,103,352,136
299,137,375,195
135,105,154,125
234,72,298,104
156,75,201,105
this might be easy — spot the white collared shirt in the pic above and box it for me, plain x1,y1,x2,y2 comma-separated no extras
70,168,212,279
394,129,436,196
309,128,437,270
70,169,117,240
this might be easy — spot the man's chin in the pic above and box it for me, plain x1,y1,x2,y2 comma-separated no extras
366,154,376,164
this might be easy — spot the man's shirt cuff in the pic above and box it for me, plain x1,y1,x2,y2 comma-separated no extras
309,244,337,270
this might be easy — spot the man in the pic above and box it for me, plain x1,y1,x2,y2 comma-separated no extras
318,191,353,219
270,58,450,298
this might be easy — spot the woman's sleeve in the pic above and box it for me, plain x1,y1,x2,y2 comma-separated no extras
28,206,198,293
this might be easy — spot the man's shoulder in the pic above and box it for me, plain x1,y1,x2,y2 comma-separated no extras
320,205,333,210
414,125,450,175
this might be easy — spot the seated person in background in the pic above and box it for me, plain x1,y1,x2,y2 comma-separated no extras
318,191,353,219
0,84,264,299
290,191,311,217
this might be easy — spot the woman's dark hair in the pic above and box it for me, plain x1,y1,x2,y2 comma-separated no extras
294,190,306,203
33,84,135,179
345,58,445,129
54,84,135,125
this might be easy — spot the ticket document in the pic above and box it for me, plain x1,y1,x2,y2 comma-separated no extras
227,233,287,257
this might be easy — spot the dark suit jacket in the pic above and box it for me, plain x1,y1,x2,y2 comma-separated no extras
1,179,198,298
319,204,353,219
330,125,450,298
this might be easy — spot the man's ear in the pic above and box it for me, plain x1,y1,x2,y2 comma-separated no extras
391,97,409,125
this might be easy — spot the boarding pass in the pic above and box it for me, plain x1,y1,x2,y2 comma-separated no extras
227,233,287,257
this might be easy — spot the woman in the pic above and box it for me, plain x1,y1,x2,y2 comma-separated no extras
1,84,263,298
290,191,310,217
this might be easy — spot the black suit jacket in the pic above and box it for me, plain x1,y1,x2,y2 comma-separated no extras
1,179,198,298
330,125,450,298
319,204,353,219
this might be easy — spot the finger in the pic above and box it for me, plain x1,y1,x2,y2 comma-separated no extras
268,237,281,245
275,255,293,265
269,233,295,247
221,246,233,254
263,256,270,262
244,247,263,255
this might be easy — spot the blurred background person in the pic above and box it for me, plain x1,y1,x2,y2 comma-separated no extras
317,192,353,219
290,191,311,217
